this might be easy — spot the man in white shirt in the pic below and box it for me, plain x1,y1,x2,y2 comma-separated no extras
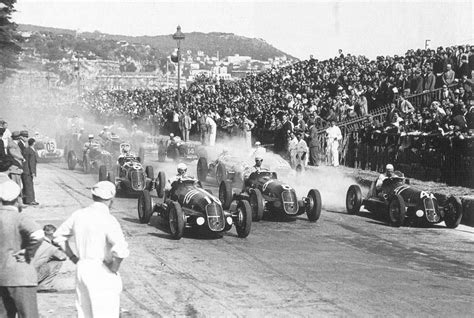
325,120,342,167
54,181,129,318
206,113,217,146
295,133,309,169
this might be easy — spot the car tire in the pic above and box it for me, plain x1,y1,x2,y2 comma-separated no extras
137,190,153,224
145,165,154,179
138,147,145,163
306,189,322,222
157,171,166,198
197,157,208,182
99,165,107,181
219,181,233,210
388,194,406,227
249,188,264,222
168,201,185,240
83,155,90,174
235,200,252,238
67,151,76,170
444,196,463,229
216,163,227,185
346,185,362,215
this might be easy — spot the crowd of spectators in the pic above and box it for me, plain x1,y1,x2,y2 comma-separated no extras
83,44,473,144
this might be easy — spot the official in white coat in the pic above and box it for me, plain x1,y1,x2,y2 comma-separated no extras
54,181,129,318
206,114,217,146
325,120,342,167
295,133,309,169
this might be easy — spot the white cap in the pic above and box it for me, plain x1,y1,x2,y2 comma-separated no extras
88,134,94,139
170,133,174,137
91,181,116,200
177,163,187,170
386,164,394,171
255,141,261,146
0,178,21,201
255,155,263,160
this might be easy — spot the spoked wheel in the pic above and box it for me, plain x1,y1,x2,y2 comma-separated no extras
306,189,322,222
219,180,233,210
137,190,153,224
444,196,462,229
249,188,264,221
197,157,208,182
346,185,362,215
388,194,406,227
235,200,252,238
168,201,185,240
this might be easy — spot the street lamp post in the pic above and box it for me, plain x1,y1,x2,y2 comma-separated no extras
172,25,185,110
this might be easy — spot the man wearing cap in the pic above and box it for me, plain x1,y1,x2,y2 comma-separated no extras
7,131,25,189
325,120,342,167
0,174,44,318
376,164,395,193
54,181,129,318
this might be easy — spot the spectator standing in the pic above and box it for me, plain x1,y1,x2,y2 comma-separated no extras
242,113,255,148
423,67,436,92
22,138,38,205
206,112,217,146
288,132,298,168
442,64,456,85
326,120,343,167
54,181,129,318
198,111,208,145
0,175,44,318
180,111,192,142
33,224,67,292
308,122,321,166
295,132,309,169
8,131,24,189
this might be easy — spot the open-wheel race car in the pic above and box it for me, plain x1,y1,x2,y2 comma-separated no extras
66,135,113,174
157,137,200,162
218,169,322,222
98,143,155,195
137,171,252,240
197,153,249,188
345,172,463,228
35,136,63,162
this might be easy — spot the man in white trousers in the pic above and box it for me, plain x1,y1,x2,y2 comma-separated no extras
325,120,342,167
295,132,309,170
54,181,129,318
206,112,217,146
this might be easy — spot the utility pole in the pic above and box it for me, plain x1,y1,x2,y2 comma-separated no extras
425,39,431,50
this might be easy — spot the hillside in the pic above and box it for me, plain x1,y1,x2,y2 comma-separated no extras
18,24,296,70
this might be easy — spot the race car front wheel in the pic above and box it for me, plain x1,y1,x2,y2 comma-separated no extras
249,188,264,222
235,200,252,238
219,180,233,210
197,157,208,182
346,185,362,215
306,189,322,222
138,190,153,224
168,201,185,240
388,194,406,227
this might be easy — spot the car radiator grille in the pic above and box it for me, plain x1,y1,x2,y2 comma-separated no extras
130,171,146,191
206,203,225,232
424,198,440,223
282,190,298,215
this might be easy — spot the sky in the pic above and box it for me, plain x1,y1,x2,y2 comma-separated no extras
13,0,473,60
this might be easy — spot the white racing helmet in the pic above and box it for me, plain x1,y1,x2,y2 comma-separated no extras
177,163,187,174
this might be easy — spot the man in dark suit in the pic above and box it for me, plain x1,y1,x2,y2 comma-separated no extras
22,138,38,205
18,130,28,153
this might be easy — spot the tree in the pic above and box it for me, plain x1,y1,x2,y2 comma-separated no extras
0,1,22,82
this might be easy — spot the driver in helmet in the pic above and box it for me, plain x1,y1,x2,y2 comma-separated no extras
243,155,265,180
165,163,193,192
376,164,395,192
83,134,95,151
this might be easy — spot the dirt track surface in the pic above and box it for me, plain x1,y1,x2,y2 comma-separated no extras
27,158,474,317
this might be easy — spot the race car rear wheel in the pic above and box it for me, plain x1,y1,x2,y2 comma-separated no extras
145,165,154,179
346,185,362,215
219,181,233,210
67,151,76,170
137,190,153,224
235,200,252,238
197,157,208,182
444,196,462,229
388,194,406,227
216,163,227,185
157,171,166,198
83,155,90,174
138,147,145,163
168,201,185,240
249,188,264,222
98,165,107,182
306,189,322,222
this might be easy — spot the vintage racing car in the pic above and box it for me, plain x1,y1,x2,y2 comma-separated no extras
219,169,322,222
157,137,200,162
197,152,250,187
137,172,252,240
99,143,154,195
345,172,463,228
66,134,113,174
35,136,63,162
